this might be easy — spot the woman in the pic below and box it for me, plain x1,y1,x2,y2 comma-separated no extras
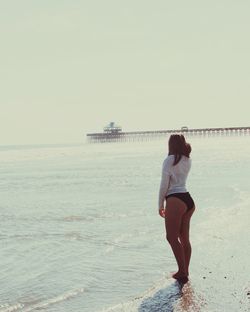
158,134,195,284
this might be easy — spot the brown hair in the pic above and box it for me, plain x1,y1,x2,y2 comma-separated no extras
168,134,191,165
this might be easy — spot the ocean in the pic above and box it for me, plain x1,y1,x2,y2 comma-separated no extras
0,135,250,312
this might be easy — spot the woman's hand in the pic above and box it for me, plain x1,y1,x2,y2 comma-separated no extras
159,207,166,218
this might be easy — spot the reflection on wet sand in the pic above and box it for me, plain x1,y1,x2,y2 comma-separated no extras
138,281,206,312
138,281,182,311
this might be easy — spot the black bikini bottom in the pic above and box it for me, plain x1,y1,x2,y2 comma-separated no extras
165,192,195,210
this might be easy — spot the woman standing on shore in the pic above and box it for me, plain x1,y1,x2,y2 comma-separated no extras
158,134,195,284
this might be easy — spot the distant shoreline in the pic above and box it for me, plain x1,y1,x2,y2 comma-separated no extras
0,143,83,151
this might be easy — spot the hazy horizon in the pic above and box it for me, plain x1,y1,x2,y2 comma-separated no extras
1,1,250,145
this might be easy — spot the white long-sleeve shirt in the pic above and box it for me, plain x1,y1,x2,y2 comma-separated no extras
158,155,191,209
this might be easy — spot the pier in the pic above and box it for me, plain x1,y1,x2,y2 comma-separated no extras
86,125,250,143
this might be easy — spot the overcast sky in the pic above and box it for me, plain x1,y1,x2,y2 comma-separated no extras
1,1,250,144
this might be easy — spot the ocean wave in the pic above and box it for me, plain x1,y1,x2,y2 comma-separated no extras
0,231,92,242
104,233,134,254
61,215,95,222
96,276,183,312
0,303,24,312
0,288,85,312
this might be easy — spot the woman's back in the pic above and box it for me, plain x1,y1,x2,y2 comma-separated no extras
163,155,191,196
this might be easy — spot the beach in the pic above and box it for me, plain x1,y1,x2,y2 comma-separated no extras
0,135,250,311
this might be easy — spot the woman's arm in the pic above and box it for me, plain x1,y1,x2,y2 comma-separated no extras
158,157,172,214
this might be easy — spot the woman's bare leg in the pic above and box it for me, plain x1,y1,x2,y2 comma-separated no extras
165,197,187,277
179,206,195,276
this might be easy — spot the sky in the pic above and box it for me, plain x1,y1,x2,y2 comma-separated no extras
0,1,250,145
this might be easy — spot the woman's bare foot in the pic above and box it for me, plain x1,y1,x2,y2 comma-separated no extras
177,276,189,284
172,271,189,284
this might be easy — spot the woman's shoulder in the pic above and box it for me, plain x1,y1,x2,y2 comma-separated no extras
182,155,191,161
163,155,175,166
181,156,192,167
